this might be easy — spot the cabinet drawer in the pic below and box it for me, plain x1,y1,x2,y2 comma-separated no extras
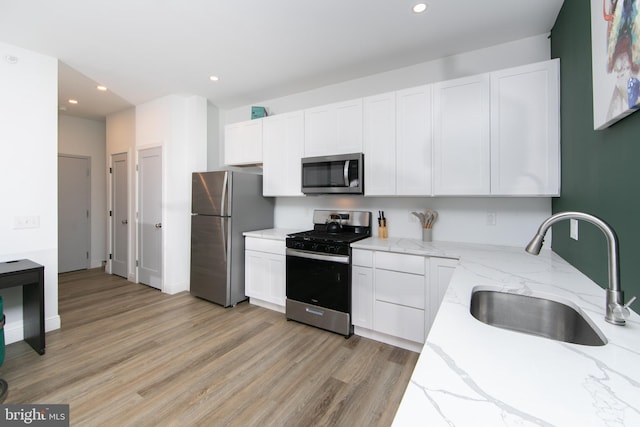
373,300,425,343
375,269,425,309
375,251,424,275
352,249,373,267
245,237,285,255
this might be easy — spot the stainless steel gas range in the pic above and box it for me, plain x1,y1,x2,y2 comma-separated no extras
285,210,372,337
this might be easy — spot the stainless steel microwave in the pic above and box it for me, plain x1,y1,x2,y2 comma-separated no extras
301,153,364,195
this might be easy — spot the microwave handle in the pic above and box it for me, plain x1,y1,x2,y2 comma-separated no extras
344,160,350,187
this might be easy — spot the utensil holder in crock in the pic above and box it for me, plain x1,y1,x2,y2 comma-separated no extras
422,228,432,242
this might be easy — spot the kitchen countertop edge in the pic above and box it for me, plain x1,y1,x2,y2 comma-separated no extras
242,228,301,241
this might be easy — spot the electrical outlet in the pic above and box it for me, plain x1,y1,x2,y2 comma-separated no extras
486,212,496,226
570,219,578,240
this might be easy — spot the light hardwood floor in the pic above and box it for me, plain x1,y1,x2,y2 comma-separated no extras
1,269,418,426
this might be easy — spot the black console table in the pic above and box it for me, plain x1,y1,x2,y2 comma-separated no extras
0,260,45,355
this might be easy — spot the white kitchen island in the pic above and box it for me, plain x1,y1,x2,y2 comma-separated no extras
382,240,640,426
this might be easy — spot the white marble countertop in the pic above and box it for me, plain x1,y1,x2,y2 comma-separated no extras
242,228,301,241
351,237,463,259
351,238,640,426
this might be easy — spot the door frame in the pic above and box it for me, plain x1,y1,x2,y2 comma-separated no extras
135,144,164,290
58,154,91,273
108,151,129,278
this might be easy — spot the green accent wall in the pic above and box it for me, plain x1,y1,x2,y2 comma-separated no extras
551,0,640,302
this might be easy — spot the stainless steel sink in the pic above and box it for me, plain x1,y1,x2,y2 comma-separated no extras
470,289,607,346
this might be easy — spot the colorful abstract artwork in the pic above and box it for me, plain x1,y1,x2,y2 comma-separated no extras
591,0,640,129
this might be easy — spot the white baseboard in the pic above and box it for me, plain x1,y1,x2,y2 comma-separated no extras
4,320,23,345
4,315,61,345
248,298,285,314
354,326,423,353
47,315,61,332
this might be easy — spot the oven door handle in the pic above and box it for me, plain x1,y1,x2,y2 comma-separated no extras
286,248,350,264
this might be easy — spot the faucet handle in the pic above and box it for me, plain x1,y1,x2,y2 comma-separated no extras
624,296,637,310
611,304,631,321
610,296,636,322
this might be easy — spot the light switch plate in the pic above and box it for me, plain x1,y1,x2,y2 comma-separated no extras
14,215,40,229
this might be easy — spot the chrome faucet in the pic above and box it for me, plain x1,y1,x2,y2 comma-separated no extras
525,211,637,325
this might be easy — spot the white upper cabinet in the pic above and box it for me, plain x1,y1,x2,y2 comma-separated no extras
304,99,363,156
432,60,559,196
262,111,304,196
490,59,560,196
224,119,263,165
363,86,432,196
240,59,560,197
363,92,397,195
396,85,433,196
433,74,491,195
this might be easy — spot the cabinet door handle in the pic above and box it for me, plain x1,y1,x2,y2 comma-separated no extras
121,219,128,225
155,223,162,229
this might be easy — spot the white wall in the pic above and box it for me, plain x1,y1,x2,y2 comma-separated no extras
217,34,554,247
222,34,552,123
136,95,208,294
275,196,550,247
106,108,136,154
0,41,60,343
58,115,107,268
206,102,220,170
106,108,136,280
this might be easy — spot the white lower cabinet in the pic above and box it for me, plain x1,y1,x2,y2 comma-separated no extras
352,248,457,351
374,301,425,344
245,237,286,310
428,257,459,330
352,265,373,328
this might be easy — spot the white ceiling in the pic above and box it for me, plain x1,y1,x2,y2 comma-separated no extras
0,0,564,121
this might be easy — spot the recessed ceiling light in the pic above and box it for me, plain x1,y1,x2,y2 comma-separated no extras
413,3,428,13
209,75,220,82
96,85,108,91
68,99,78,104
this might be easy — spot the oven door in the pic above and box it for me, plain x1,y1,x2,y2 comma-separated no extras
285,248,350,313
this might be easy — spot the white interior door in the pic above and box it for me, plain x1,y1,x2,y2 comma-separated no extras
111,152,128,278
58,155,91,273
137,147,162,289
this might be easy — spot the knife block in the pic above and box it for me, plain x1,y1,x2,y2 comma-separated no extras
378,225,388,239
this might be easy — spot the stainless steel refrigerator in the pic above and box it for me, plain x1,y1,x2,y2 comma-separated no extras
190,170,274,306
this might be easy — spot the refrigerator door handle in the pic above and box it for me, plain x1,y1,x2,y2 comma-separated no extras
221,171,228,217
221,217,228,262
